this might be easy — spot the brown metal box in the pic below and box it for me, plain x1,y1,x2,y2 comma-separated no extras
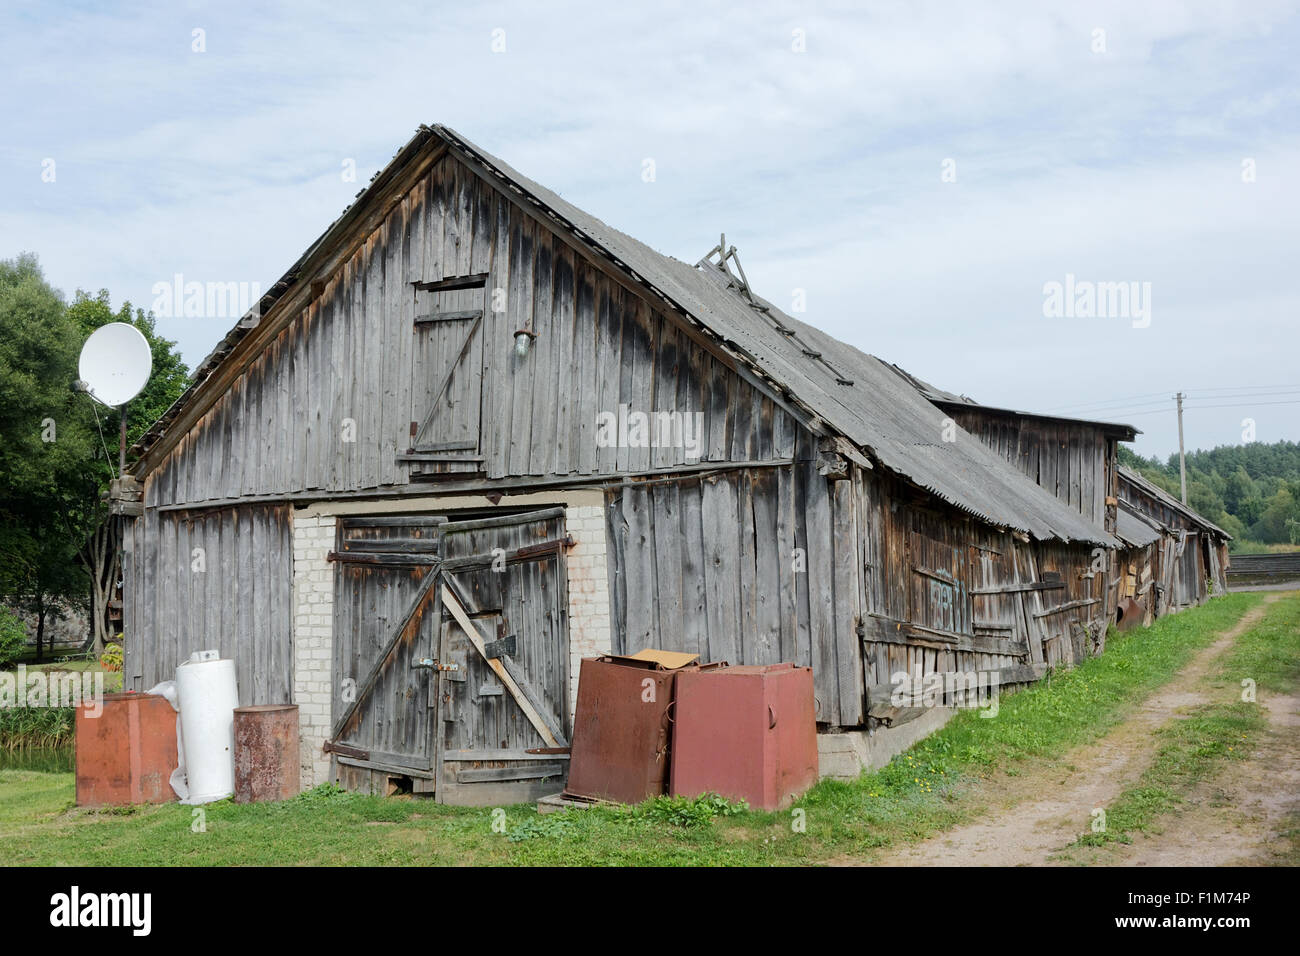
233,704,301,803
75,692,178,807
565,651,698,805
670,663,817,810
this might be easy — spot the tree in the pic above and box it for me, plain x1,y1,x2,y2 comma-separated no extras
0,254,98,660
0,258,190,659
1252,488,1300,544
1223,466,1257,514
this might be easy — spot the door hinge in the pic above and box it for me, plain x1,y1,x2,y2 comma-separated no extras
412,658,459,673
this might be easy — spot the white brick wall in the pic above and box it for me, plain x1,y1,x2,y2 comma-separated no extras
565,503,613,721
292,512,336,790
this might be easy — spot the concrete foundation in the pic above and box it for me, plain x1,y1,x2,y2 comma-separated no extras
817,708,958,781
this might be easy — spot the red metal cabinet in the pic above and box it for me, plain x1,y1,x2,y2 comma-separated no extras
75,693,178,807
565,653,696,804
669,663,817,810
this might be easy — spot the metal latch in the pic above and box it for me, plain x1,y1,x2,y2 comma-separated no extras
413,658,459,673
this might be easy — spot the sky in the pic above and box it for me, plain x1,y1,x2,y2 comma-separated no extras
2,0,1297,462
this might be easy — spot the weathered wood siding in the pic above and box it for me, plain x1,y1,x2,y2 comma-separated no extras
605,433,863,726
1117,473,1220,612
122,504,293,705
607,442,1112,728
946,410,1116,530
857,466,1107,689
147,152,794,508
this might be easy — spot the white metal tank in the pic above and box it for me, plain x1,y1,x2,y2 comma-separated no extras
175,650,240,804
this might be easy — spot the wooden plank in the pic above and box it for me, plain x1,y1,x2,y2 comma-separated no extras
775,466,800,664
440,579,563,748
1032,598,1100,619
550,249,576,475
651,482,685,651
750,470,783,665
574,264,599,475
506,220,537,476
336,755,437,780
443,749,570,762
455,763,565,783
970,581,1066,595
831,477,863,724
607,283,631,474
677,479,708,660
701,476,740,666
621,485,657,651
414,308,483,324
527,231,557,477
803,460,838,723
736,471,759,663
412,272,489,292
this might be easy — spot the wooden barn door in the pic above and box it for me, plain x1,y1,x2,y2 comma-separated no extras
434,509,571,806
401,273,489,476
326,517,446,786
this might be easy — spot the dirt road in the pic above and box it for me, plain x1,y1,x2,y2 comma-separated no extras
869,594,1297,866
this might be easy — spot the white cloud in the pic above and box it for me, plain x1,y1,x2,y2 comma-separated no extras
1,0,1297,457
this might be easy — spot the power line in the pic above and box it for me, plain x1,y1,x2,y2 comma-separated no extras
1046,384,1300,416
1184,399,1300,411
1118,399,1300,417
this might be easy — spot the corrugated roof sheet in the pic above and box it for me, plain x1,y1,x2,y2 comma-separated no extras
1118,466,1231,540
1116,508,1163,548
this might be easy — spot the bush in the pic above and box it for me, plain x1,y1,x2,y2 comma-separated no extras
99,641,123,672
0,607,27,668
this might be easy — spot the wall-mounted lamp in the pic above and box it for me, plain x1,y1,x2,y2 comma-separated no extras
513,328,537,358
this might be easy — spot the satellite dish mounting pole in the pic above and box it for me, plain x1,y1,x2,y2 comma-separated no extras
119,402,128,477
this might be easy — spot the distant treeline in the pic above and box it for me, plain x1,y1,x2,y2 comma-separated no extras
1119,440,1300,552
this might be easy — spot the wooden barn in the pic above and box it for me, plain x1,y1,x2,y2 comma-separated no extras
887,375,1149,629
891,377,1232,627
1115,465,1231,617
120,125,1142,803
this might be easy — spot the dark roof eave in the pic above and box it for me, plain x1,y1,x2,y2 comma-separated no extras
933,399,1140,441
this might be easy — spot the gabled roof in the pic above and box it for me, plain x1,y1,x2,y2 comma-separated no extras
134,124,1118,547
1118,465,1231,540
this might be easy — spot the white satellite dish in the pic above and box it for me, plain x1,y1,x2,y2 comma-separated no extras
79,322,153,407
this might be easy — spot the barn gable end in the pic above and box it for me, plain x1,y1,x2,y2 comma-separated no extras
144,150,798,511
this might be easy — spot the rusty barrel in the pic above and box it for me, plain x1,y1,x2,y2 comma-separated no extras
232,704,299,803
1116,596,1146,631
76,692,178,807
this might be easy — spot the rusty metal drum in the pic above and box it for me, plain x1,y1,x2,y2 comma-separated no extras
232,704,300,803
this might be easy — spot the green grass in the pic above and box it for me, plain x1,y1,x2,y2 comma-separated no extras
0,592,1275,866
1075,591,1300,848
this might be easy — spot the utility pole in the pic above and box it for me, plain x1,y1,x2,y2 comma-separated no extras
1175,391,1187,504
